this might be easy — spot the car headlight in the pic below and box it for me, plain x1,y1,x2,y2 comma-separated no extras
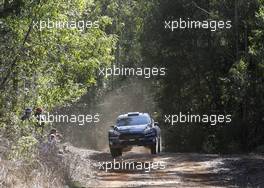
109,129,120,137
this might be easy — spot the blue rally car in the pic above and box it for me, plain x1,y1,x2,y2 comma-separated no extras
108,112,162,157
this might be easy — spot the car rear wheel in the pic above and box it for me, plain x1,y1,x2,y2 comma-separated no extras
110,148,122,158
158,137,162,153
150,138,159,154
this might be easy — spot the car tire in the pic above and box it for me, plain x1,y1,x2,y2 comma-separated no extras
150,138,159,154
110,148,122,158
158,137,162,153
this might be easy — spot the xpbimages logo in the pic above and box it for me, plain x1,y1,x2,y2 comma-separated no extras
39,112,100,126
98,65,166,79
98,159,166,173
33,19,99,31
164,18,232,32
164,112,232,126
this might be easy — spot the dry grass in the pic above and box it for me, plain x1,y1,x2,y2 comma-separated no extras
0,156,66,188
0,148,67,188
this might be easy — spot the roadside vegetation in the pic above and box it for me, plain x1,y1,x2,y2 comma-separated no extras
0,0,263,187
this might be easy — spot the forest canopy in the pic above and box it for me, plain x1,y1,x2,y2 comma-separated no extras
0,0,264,154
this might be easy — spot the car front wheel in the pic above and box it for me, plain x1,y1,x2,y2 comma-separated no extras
150,137,159,154
110,148,122,158
158,137,162,153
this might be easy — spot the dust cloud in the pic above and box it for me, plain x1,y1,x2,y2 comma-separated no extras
54,78,156,151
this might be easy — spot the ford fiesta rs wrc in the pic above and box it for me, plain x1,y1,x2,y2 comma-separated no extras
108,112,161,157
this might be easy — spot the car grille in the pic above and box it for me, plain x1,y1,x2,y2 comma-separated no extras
119,133,144,140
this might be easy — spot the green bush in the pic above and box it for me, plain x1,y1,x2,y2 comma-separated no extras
9,136,38,162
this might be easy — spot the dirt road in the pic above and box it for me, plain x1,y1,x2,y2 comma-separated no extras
65,146,264,187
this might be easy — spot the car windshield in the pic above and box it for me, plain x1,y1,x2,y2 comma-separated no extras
117,115,150,126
